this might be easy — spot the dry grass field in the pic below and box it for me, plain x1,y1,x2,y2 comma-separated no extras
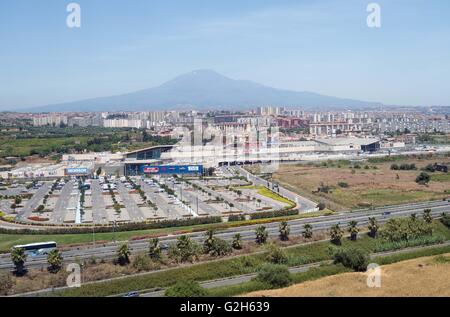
269,156,450,211
246,253,450,297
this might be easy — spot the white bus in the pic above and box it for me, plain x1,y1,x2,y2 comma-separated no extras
13,241,57,256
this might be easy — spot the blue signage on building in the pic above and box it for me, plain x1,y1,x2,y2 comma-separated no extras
65,168,90,176
142,165,203,175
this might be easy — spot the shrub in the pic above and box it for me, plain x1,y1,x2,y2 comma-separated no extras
333,248,369,272
0,216,223,235
255,263,292,289
338,182,349,188
165,280,208,297
416,172,430,185
209,238,232,257
441,214,450,228
168,235,201,263
379,218,433,242
375,235,444,252
317,202,326,211
266,244,288,264
132,254,153,272
250,209,298,220
228,214,246,222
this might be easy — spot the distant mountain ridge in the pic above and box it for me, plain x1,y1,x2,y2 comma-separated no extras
26,69,382,112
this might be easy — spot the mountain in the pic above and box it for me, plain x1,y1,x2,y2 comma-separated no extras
26,70,381,112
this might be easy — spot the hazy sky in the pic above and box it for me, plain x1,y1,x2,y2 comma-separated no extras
1,0,449,109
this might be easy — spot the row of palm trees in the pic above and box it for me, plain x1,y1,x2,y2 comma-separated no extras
10,248,63,276
10,209,435,275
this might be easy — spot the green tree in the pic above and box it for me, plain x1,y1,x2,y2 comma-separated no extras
14,196,22,205
423,209,433,224
11,247,27,275
168,235,201,263
266,243,288,264
148,238,162,261
368,217,379,238
416,172,430,185
329,224,344,245
279,221,290,241
116,243,131,266
232,233,243,250
203,229,216,254
303,223,313,239
333,248,369,272
255,225,268,245
47,249,63,273
348,220,359,241
255,263,292,289
209,238,232,257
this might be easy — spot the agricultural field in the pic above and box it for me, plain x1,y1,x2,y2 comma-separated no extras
246,253,450,297
268,156,450,211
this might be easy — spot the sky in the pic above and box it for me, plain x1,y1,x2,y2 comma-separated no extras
0,0,449,109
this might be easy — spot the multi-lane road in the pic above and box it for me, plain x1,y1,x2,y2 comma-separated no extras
1,199,449,271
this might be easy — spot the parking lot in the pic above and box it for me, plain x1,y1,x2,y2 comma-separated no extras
0,168,295,225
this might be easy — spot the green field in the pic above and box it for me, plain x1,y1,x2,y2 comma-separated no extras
0,137,91,158
431,173,450,183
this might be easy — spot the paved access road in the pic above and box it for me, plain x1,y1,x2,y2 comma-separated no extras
1,199,449,270
232,166,317,212
16,182,51,221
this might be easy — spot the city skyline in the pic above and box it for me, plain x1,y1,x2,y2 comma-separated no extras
1,0,450,109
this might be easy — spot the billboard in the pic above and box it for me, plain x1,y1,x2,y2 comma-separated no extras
142,165,203,175
65,168,90,176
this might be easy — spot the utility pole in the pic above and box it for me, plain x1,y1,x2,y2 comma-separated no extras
112,220,116,244
92,226,96,247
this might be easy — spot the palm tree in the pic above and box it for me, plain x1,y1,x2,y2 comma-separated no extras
232,233,242,250
203,229,216,254
368,217,379,238
303,224,313,239
348,220,359,241
329,224,344,245
47,249,63,273
149,238,161,261
423,209,433,224
255,226,268,244
279,221,290,241
11,247,27,275
116,243,131,266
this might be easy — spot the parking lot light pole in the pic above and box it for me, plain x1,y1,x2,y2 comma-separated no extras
112,220,117,244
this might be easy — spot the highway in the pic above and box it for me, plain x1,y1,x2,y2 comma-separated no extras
1,199,449,270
